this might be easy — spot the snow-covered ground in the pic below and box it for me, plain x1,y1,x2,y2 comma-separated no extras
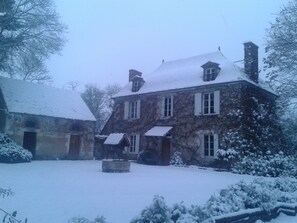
0,161,296,223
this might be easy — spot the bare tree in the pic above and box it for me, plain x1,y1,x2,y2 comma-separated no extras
81,83,121,133
264,0,297,107
0,0,67,82
104,83,121,113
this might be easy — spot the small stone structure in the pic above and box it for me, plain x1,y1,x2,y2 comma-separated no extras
102,133,131,172
102,160,130,173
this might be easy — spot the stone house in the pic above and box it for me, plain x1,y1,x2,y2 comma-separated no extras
0,77,96,160
102,42,277,165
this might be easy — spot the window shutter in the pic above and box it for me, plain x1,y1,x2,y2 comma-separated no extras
135,134,140,153
124,101,129,119
214,91,220,114
170,96,174,116
137,100,141,119
194,93,202,115
161,96,165,117
214,134,219,158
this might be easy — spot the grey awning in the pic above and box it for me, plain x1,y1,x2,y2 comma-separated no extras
144,126,173,137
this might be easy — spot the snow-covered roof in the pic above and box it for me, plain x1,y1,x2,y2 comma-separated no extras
115,51,273,97
145,126,173,137
104,133,129,145
0,77,96,121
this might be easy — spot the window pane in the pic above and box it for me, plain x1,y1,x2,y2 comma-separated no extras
204,94,209,114
130,135,136,153
164,96,172,117
129,101,138,119
210,149,214,156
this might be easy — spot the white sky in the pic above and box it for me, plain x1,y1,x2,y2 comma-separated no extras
48,0,287,90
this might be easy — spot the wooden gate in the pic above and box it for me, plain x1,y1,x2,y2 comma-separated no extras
68,135,81,160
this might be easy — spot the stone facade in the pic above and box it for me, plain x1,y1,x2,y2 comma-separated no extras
102,81,276,165
102,42,277,165
2,112,95,160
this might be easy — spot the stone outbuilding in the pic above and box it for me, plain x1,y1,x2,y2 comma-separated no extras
0,77,96,160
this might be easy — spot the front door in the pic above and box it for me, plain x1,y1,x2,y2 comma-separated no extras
69,135,81,160
161,138,171,165
23,132,37,159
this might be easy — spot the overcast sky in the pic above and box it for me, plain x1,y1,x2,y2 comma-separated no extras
48,0,287,91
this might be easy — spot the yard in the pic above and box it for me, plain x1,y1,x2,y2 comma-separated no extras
0,161,296,223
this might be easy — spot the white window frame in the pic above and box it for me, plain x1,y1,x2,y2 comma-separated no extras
204,134,214,157
162,95,173,118
194,91,220,116
200,132,219,158
205,68,216,81
124,100,140,119
132,81,140,92
129,134,140,153
203,92,215,114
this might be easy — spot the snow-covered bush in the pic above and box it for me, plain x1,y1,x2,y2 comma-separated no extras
169,202,187,222
131,178,297,222
186,205,212,223
131,196,212,223
216,148,239,169
170,152,184,166
0,134,32,163
205,178,290,216
131,195,172,223
232,151,296,177
68,216,108,223
0,134,13,144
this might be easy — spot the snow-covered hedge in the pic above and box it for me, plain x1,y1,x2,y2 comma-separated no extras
231,151,296,177
130,177,297,223
0,134,32,163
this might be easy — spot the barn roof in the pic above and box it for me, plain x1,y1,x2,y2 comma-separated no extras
115,51,274,97
0,77,96,121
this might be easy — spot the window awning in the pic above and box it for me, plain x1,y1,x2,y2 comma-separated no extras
144,126,173,137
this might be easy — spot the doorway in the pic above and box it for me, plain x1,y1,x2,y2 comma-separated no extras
23,132,37,159
68,135,81,160
161,138,171,165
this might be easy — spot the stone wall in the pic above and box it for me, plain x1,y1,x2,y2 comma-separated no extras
103,81,276,164
5,113,95,160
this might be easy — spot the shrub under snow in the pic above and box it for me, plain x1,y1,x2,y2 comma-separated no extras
170,151,184,166
232,151,296,177
0,134,32,163
130,177,297,222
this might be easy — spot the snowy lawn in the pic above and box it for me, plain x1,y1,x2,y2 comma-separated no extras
0,160,295,223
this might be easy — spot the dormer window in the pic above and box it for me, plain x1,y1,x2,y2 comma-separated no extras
131,76,145,92
205,68,217,81
132,80,141,92
201,61,220,82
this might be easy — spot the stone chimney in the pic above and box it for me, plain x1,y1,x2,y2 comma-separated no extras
129,69,142,82
244,42,259,83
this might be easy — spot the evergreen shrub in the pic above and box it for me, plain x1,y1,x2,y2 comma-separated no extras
0,134,32,163
232,151,296,177
170,151,184,166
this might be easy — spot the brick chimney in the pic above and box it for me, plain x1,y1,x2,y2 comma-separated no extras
244,42,259,83
129,69,142,82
